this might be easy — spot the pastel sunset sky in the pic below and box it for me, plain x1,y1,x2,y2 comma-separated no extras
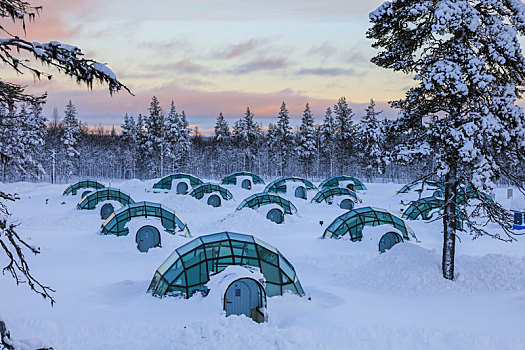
6,0,418,133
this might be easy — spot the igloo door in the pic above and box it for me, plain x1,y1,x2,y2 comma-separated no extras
339,199,354,210
266,208,284,224
378,232,402,253
241,179,252,190
224,278,266,322
136,225,161,252
176,181,188,194
207,194,221,207
100,203,115,220
295,186,306,199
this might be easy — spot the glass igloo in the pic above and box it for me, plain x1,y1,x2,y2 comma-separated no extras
147,232,305,298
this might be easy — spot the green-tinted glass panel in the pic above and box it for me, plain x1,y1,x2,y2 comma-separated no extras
265,282,282,297
257,245,278,265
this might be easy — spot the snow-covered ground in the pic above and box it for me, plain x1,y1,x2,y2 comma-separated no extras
1,179,525,349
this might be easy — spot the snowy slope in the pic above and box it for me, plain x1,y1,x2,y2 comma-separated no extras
1,180,525,349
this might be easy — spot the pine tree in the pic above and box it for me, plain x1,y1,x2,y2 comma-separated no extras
61,100,81,181
236,107,262,171
368,0,525,280
21,102,47,180
164,101,179,173
120,113,137,178
272,102,295,176
333,97,354,169
357,99,385,180
320,107,337,177
297,103,316,178
213,112,231,142
143,96,164,177
266,122,279,176
178,111,192,171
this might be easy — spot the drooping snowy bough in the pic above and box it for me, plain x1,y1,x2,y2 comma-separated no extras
368,0,525,279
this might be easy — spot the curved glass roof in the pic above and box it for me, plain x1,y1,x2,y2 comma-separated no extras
63,179,105,196
402,197,443,220
264,176,317,194
153,173,204,190
394,179,442,196
220,171,265,185
311,187,361,204
189,183,233,201
323,206,417,241
319,175,367,191
100,201,190,237
147,232,305,298
236,193,297,214
77,187,135,210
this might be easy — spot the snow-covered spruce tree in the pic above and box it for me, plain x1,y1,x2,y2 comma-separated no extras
142,96,165,178
135,113,149,178
177,111,192,172
357,99,386,181
320,107,338,177
213,112,231,142
273,102,295,176
164,101,179,173
212,112,231,176
266,122,279,176
235,107,262,172
120,113,137,178
368,0,525,280
297,103,316,178
333,97,354,173
61,100,81,181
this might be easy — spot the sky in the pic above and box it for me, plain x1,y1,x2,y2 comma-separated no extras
4,0,418,134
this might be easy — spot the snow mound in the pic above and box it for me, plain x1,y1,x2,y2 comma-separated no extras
346,243,525,294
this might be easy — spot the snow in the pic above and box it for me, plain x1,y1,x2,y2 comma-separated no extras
1,180,525,349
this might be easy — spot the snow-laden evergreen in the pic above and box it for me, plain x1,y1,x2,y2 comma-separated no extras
60,101,81,181
357,99,385,180
368,0,525,279
296,103,316,178
213,112,231,142
319,107,338,177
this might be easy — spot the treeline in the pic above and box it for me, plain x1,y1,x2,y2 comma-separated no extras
0,96,435,184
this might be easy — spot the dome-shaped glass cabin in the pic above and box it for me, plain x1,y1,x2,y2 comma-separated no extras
237,193,297,215
152,173,204,194
323,206,417,242
147,232,305,298
319,175,367,191
100,201,190,237
189,183,234,208
77,187,135,210
220,171,265,190
63,179,105,196
402,197,444,220
264,176,317,199
394,179,443,196
311,187,361,207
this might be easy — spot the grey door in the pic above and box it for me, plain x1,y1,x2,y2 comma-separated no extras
339,199,354,210
176,182,188,194
100,203,115,220
224,279,260,318
266,208,284,224
379,232,402,253
136,225,161,252
295,186,306,199
207,194,221,207
241,179,252,190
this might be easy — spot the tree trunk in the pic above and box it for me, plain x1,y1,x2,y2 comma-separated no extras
442,169,458,280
